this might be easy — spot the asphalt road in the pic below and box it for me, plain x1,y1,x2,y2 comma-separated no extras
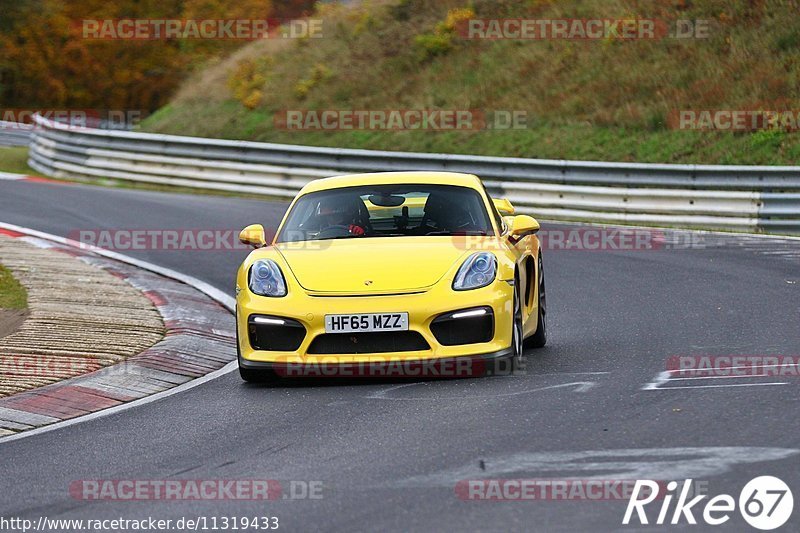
1,179,799,532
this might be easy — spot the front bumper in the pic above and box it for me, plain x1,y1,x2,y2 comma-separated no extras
236,278,514,366
238,347,514,378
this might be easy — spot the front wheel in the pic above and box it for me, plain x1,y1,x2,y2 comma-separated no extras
511,275,525,371
525,252,547,349
239,365,273,383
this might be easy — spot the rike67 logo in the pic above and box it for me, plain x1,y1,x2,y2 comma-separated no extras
623,476,793,530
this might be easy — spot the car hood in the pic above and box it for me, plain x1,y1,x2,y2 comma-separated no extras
275,237,475,293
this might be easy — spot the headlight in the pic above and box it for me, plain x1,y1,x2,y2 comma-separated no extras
453,252,497,291
248,259,287,297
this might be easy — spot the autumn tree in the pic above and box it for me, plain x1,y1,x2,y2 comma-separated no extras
0,0,313,114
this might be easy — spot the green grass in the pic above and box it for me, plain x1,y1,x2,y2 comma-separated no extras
0,146,41,176
0,264,27,310
147,107,800,164
140,0,800,165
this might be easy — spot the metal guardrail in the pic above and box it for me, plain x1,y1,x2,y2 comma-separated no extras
27,113,800,234
0,120,33,147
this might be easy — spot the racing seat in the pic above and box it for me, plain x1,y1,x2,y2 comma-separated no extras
416,193,469,234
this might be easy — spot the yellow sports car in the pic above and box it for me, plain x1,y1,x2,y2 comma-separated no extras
235,171,546,381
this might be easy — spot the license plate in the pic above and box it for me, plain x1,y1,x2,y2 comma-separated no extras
325,313,409,333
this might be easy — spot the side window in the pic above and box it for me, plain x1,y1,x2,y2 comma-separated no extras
482,184,506,234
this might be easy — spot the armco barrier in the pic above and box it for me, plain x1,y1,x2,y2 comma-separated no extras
0,120,33,147
27,113,800,234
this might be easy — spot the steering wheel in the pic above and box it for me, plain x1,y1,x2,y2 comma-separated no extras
317,225,354,239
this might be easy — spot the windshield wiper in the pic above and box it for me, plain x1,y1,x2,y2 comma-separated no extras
315,235,363,241
423,231,490,236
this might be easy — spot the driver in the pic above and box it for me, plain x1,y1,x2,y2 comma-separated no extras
421,193,472,233
316,197,366,236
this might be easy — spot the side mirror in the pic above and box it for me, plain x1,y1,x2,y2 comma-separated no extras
509,215,540,238
493,198,516,216
239,224,266,248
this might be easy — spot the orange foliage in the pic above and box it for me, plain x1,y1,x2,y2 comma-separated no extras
0,0,313,113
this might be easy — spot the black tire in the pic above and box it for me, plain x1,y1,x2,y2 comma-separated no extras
239,365,270,383
511,274,526,371
239,364,279,383
525,252,547,349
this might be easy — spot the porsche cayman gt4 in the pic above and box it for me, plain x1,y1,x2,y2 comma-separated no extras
235,171,546,381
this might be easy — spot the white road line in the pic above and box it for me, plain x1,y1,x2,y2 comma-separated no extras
643,363,798,390
0,172,27,180
367,382,423,399
393,447,800,488
667,363,797,373
367,381,596,401
653,382,788,390
543,371,610,375
669,374,795,381
0,221,238,445
641,371,671,390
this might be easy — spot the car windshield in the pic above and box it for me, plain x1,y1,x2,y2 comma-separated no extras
276,184,494,242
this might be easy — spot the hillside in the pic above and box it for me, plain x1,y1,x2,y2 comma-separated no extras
142,0,800,165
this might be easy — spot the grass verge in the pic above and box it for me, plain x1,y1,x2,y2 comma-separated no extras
0,146,42,176
0,264,27,310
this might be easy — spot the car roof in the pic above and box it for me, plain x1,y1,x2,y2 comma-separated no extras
298,171,484,195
